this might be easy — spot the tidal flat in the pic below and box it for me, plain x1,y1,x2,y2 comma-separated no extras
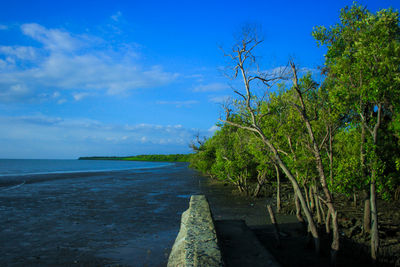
0,162,281,266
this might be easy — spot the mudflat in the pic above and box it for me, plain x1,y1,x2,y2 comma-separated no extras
0,163,289,266
1,163,199,266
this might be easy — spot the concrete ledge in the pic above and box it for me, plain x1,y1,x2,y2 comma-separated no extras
168,195,224,267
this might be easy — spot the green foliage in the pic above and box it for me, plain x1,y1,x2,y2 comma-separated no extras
313,3,400,198
333,127,364,195
313,4,400,112
189,124,263,194
190,3,400,201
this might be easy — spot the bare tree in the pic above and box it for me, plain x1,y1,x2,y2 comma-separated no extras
219,27,320,253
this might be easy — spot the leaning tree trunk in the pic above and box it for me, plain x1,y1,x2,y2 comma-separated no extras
291,62,339,264
221,49,320,254
267,138,320,253
312,139,339,265
222,121,320,253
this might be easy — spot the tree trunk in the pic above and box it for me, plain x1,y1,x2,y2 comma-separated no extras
314,186,322,224
254,170,267,197
329,125,334,189
353,191,357,207
294,190,304,223
363,193,371,233
369,104,382,262
221,38,320,255
360,118,370,233
291,62,339,262
275,164,281,212
253,183,261,197
370,176,379,261
325,208,331,234
319,198,326,223
331,211,339,266
223,106,320,253
303,184,311,210
261,133,320,253
310,186,315,212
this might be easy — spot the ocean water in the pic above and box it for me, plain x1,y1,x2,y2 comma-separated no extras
0,159,173,188
0,159,172,177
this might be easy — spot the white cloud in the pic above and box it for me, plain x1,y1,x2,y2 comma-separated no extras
0,83,32,102
0,46,37,60
73,92,94,101
185,74,204,82
0,58,7,69
156,100,198,108
208,125,219,133
111,11,122,22
208,95,231,103
21,23,82,52
57,98,67,104
0,114,202,158
0,23,179,103
193,82,229,92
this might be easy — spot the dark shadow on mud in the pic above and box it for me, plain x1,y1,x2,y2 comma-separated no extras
249,221,395,267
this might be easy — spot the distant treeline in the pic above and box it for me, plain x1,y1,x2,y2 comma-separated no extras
79,154,191,162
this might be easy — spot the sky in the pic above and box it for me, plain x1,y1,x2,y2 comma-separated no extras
0,0,399,159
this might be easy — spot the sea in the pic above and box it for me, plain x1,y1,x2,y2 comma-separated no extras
0,159,206,266
0,159,173,178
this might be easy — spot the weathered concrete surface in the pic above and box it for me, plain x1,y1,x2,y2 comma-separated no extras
168,195,224,267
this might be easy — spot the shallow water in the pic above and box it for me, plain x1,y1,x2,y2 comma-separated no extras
0,159,172,177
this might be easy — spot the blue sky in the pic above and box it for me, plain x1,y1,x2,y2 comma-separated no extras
0,0,399,159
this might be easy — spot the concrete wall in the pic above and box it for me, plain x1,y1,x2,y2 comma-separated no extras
168,195,224,267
